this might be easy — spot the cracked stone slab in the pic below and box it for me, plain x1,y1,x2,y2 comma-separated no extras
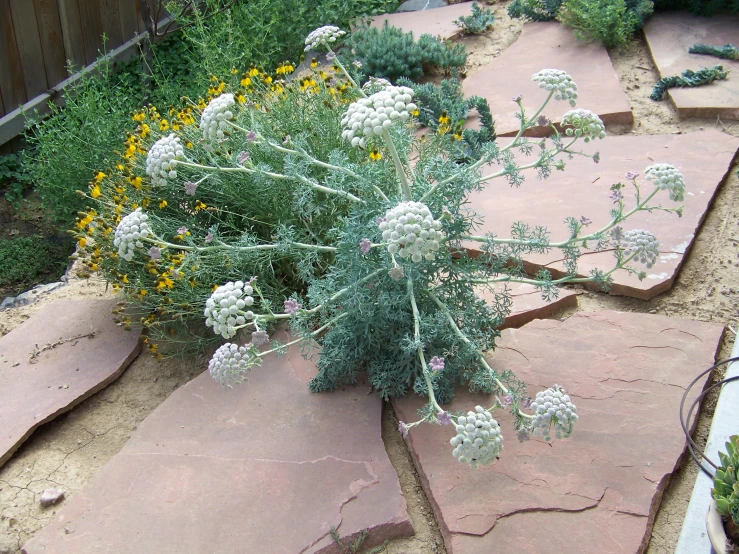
479,283,578,329
462,22,633,137
644,12,739,120
393,311,724,554
370,1,473,41
22,330,412,554
0,300,141,469
465,130,739,299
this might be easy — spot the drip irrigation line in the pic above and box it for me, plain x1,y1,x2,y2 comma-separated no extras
679,355,739,478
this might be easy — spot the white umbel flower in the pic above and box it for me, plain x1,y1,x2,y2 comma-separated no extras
145,134,184,186
200,93,236,141
304,25,346,51
621,229,659,268
379,201,443,262
561,109,606,142
204,280,255,339
532,69,578,106
113,208,151,261
645,163,685,202
530,385,578,441
209,342,257,387
341,86,417,148
450,406,503,468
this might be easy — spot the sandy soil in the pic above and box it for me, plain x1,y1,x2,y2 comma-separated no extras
1,2,738,553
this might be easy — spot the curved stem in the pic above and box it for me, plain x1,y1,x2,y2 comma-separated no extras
256,312,349,358
427,290,533,420
143,235,337,253
408,278,443,413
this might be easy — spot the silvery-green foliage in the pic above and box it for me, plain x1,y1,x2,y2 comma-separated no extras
92,27,688,466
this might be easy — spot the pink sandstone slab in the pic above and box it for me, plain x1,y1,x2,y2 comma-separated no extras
465,129,739,299
393,311,725,554
22,330,412,554
462,22,633,137
370,1,473,41
0,300,141,468
644,13,739,119
480,283,579,329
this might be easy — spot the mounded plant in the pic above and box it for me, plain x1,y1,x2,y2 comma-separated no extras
77,27,686,467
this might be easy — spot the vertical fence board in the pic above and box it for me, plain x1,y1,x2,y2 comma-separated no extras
117,0,138,39
0,86,5,118
135,0,146,33
34,0,68,86
98,0,122,48
57,0,87,72
9,0,48,99
0,0,27,114
77,0,103,64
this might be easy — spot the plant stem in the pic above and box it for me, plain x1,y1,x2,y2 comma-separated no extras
143,236,337,253
256,312,349,358
408,278,443,413
383,129,412,199
427,290,533,419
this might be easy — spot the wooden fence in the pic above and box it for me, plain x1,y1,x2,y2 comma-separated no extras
0,0,158,150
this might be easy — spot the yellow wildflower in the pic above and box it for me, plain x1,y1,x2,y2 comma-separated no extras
197,98,207,110
369,149,383,161
78,237,87,248
240,75,252,88
130,176,142,189
159,199,168,209
310,58,319,68
194,200,207,211
90,185,101,198
159,119,169,132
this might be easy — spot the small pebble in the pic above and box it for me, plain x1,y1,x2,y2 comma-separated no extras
39,489,65,507
649,309,656,314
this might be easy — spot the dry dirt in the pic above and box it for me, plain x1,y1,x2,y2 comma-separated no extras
1,2,738,553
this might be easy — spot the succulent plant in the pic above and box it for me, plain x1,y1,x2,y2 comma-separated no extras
712,435,739,543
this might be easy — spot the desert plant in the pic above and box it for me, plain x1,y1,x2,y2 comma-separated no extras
508,0,563,21
650,64,729,101
396,77,496,161
454,2,496,34
77,28,686,467
558,0,654,49
712,435,739,544
343,22,467,83
689,43,739,60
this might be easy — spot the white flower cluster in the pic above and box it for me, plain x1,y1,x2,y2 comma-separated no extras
208,343,256,387
530,386,578,441
114,208,151,261
304,25,346,51
341,86,417,148
645,163,685,202
561,109,606,142
204,280,255,339
532,69,578,106
145,134,184,186
621,229,659,268
379,201,443,262
450,406,503,468
200,93,235,141
362,77,391,94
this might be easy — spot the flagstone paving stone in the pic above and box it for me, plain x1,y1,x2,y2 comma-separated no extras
22,330,412,554
393,311,724,554
370,1,473,41
462,22,633,137
643,12,739,120
480,283,578,329
396,0,448,12
0,300,141,469
465,130,739,299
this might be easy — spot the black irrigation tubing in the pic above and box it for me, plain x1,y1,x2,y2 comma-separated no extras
679,355,739,479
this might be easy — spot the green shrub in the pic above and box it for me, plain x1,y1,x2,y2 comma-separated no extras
558,0,654,49
508,0,563,21
24,57,144,226
454,2,496,35
0,152,34,208
653,0,739,15
0,235,71,290
397,77,496,161
344,22,467,83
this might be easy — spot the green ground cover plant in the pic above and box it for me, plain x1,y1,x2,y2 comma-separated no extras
75,25,686,467
0,236,70,293
454,2,496,35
